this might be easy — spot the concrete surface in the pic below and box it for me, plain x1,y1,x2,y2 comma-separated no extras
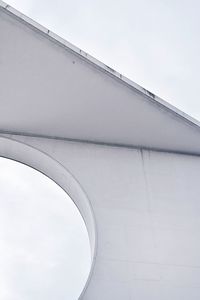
1,2,200,299
1,1,200,154
1,134,200,300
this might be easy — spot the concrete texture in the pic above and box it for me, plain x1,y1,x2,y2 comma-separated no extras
1,134,200,299
1,1,200,299
1,1,200,155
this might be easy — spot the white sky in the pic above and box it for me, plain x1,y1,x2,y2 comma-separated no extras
1,0,200,298
4,0,200,121
0,157,91,300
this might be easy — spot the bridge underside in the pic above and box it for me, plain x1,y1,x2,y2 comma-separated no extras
1,2,200,299
1,2,200,155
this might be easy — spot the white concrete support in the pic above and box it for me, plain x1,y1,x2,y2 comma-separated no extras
1,134,200,300
1,1,200,298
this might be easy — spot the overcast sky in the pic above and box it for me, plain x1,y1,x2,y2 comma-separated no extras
4,0,200,121
0,157,91,300
1,0,200,299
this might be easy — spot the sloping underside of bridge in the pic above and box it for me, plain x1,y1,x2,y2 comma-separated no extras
1,1,200,155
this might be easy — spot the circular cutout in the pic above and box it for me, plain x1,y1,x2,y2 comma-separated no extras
0,157,91,300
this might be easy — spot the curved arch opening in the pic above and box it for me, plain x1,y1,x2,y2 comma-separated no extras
0,156,92,299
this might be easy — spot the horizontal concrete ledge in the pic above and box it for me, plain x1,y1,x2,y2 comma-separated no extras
0,0,200,131
1,131,200,157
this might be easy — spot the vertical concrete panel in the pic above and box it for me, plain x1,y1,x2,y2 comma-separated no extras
3,135,200,299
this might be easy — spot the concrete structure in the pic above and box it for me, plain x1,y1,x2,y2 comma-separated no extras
1,1,200,299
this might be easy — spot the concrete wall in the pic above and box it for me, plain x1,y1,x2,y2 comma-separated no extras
1,134,200,299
